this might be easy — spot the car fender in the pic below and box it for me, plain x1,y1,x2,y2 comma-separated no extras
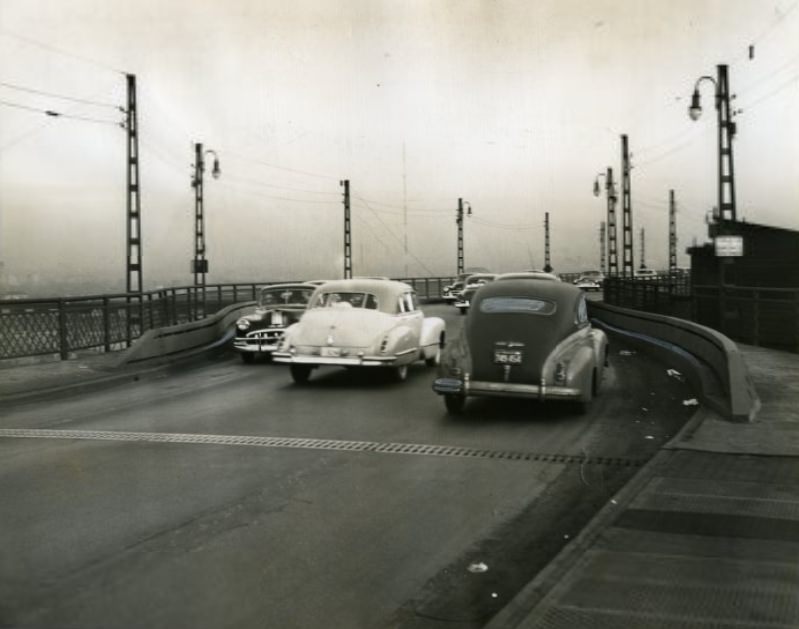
589,328,608,389
566,345,595,401
383,324,418,357
421,317,446,352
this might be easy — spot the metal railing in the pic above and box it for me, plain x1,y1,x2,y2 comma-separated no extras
603,275,692,318
0,277,456,361
693,284,799,352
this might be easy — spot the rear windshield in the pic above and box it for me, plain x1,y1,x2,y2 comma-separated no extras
313,292,379,310
478,296,556,315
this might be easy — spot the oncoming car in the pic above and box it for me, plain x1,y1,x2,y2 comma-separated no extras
433,279,608,414
454,273,497,314
233,283,316,363
273,279,446,384
574,276,602,292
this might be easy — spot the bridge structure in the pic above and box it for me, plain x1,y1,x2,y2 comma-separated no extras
0,273,796,629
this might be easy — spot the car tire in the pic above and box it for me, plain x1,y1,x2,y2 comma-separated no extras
425,346,441,367
240,353,254,364
459,307,467,315
579,371,596,414
393,364,409,382
290,364,312,384
444,394,465,415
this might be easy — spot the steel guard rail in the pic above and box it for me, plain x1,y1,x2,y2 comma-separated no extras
588,300,760,422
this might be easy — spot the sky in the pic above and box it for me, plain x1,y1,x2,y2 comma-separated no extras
1,0,798,292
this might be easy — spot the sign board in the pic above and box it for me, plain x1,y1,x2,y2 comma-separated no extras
714,235,744,257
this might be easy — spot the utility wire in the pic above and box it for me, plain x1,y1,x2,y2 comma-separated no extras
0,28,126,75
221,149,339,181
0,99,122,126
356,196,436,275
224,172,340,197
0,80,120,109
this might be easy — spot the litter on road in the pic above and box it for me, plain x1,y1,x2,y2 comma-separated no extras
683,398,699,406
644,435,655,440
666,368,684,380
619,350,636,356
467,562,489,574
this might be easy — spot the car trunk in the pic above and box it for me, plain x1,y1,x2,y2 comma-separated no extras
294,306,393,349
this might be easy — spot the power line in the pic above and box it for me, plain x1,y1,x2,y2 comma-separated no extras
221,149,339,181
738,71,799,111
0,80,120,109
224,172,339,197
0,98,121,126
215,179,339,206
0,28,126,75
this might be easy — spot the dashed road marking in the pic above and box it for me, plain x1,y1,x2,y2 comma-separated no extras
0,428,645,467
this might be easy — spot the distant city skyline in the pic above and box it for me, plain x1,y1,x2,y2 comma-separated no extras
1,0,798,292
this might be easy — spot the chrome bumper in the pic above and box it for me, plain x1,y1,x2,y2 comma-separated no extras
272,352,409,367
432,377,581,401
234,339,280,353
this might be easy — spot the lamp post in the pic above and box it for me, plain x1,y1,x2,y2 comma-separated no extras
456,199,472,275
191,143,221,317
688,64,737,224
593,168,618,276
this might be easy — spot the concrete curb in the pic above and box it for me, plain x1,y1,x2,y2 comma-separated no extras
485,405,711,628
588,301,760,422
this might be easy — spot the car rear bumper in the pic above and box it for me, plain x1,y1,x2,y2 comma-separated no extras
432,377,581,401
273,349,415,368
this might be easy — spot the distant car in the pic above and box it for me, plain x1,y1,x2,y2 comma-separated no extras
442,272,476,303
572,270,605,286
433,279,609,414
273,279,446,383
454,273,497,314
497,272,561,282
574,276,602,292
634,268,658,281
234,283,316,363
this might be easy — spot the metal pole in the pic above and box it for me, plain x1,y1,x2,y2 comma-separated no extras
456,198,464,275
716,65,737,223
193,142,206,288
543,212,552,273
341,180,352,279
606,167,619,276
621,134,634,277
599,222,606,274
125,74,143,347
669,189,677,273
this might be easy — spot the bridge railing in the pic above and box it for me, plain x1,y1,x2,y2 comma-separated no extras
603,275,693,319
0,277,456,361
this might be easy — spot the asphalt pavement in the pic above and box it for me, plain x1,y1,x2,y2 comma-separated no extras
1,307,798,628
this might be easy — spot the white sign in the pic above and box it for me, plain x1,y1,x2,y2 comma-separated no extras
714,235,744,257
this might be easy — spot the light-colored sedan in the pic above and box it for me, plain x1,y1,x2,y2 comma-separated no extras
273,279,446,384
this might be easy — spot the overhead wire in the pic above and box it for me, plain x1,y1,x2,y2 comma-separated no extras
0,98,122,126
0,80,120,109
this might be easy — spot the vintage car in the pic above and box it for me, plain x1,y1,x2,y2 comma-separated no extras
233,283,316,363
273,279,446,384
454,273,497,314
574,276,602,292
433,279,608,414
634,268,658,281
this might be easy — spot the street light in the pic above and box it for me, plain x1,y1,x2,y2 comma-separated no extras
191,143,221,317
456,199,471,275
687,64,737,223
593,168,618,276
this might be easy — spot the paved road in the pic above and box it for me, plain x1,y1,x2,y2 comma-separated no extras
0,305,695,628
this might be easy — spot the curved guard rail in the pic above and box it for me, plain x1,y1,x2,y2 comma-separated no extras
116,301,256,367
588,301,760,422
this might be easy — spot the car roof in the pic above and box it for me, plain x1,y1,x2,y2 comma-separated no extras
310,279,413,313
496,272,560,282
465,273,497,281
261,283,317,290
473,277,583,307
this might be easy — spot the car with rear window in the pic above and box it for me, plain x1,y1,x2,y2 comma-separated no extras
273,279,446,384
433,279,608,414
233,283,316,363
634,268,658,281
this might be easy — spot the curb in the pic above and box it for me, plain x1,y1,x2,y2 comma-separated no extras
485,405,712,628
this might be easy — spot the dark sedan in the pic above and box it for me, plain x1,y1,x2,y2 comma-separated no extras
433,279,608,414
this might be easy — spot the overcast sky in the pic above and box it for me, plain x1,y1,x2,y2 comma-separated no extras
1,0,798,290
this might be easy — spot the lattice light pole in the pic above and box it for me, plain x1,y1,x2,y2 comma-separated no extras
620,134,634,277
688,64,737,223
341,180,352,279
669,189,678,273
593,167,618,276
543,212,552,273
456,198,472,275
125,74,142,294
191,142,221,288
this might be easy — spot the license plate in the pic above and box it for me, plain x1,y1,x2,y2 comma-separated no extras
321,347,341,357
494,350,522,365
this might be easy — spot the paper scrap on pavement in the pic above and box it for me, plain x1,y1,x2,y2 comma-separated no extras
619,350,635,356
468,562,488,573
682,398,699,406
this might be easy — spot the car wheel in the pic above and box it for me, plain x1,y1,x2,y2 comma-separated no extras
425,346,441,367
290,364,312,384
392,364,409,382
459,307,467,315
579,371,596,414
444,394,465,415
240,353,254,364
